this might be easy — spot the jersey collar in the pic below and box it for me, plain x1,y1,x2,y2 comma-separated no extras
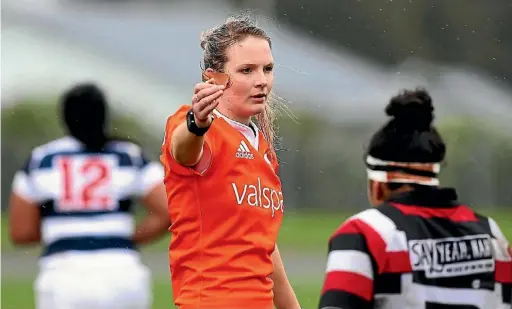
386,187,460,208
213,109,260,150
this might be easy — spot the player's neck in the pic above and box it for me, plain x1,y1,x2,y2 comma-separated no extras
215,105,251,126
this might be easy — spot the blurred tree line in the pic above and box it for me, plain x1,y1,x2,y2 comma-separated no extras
2,101,511,212
277,111,512,211
235,0,512,87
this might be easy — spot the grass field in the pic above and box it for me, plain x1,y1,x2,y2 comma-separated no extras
2,278,323,309
2,209,511,309
1,210,348,253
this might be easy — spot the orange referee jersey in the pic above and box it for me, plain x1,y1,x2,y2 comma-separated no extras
160,105,284,309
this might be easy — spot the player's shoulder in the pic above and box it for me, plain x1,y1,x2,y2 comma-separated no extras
348,207,397,230
331,208,398,240
461,208,506,240
32,136,81,155
479,213,512,262
27,136,82,169
482,213,509,241
105,138,146,160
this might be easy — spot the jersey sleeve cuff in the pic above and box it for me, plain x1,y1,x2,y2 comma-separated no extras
164,137,213,177
135,162,165,196
12,171,40,204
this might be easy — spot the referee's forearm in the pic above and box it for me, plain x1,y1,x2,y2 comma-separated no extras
171,122,205,166
273,282,300,309
271,245,301,309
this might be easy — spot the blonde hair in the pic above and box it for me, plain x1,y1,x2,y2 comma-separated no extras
255,100,277,154
200,13,280,156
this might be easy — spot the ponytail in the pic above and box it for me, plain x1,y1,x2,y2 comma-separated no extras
61,83,108,152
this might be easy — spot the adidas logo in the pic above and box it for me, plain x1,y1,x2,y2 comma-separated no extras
236,140,254,159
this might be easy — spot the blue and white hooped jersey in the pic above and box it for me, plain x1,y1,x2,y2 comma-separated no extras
12,136,164,265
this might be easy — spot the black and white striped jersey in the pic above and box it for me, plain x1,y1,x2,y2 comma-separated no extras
319,187,511,309
11,136,164,266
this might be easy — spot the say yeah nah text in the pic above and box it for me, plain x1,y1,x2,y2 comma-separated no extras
231,177,284,217
409,234,494,278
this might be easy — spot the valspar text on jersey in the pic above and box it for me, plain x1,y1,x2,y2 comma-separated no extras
231,177,284,217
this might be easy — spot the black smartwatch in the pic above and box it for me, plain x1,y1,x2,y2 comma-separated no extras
186,109,212,136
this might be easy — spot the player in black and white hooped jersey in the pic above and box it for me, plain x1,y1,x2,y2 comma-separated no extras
7,83,170,309
318,89,511,309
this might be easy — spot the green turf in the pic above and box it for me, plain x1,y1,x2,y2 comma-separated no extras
0,211,347,253
2,209,511,253
0,277,323,309
1,209,511,308
278,208,512,246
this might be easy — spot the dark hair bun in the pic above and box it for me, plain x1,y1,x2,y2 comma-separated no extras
385,88,434,132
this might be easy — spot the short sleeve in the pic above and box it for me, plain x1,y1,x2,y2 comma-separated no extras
489,217,512,306
132,152,165,197
318,217,376,309
160,105,213,176
11,157,46,204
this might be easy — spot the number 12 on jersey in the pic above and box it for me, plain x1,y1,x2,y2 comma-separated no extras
56,156,116,211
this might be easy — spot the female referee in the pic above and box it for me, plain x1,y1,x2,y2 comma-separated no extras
8,83,170,309
318,89,512,309
160,15,301,309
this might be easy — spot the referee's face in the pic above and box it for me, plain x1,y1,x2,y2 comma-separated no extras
221,36,274,120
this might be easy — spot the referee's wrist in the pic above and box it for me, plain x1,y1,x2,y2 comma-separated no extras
193,114,212,128
186,109,212,136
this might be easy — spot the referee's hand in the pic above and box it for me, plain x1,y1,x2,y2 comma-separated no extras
191,79,224,128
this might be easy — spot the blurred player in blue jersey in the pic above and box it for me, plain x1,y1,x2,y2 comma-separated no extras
7,83,170,309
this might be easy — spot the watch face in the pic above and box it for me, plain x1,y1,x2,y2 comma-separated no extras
187,110,209,136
